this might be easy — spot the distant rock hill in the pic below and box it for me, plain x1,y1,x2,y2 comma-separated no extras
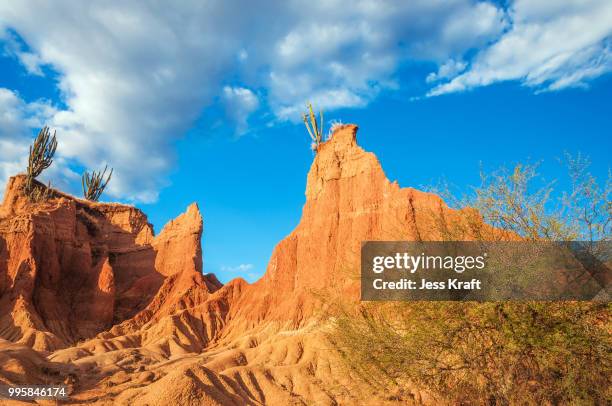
0,124,480,405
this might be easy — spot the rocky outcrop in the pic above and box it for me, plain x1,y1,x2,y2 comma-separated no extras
226,124,478,329
0,175,219,352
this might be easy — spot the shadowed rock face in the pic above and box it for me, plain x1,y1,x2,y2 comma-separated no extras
0,175,219,351
0,125,480,404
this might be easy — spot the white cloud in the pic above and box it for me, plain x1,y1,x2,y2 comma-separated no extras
220,264,254,273
426,59,468,83
1,30,45,76
0,1,249,202
266,0,508,119
220,263,259,282
428,0,612,96
0,1,609,201
222,86,259,136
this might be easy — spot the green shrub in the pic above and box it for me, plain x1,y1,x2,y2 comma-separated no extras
330,156,611,404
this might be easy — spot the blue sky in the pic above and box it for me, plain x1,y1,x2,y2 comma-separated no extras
1,1,611,282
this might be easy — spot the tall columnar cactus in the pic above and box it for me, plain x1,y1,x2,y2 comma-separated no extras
302,103,324,152
26,126,57,193
82,165,113,202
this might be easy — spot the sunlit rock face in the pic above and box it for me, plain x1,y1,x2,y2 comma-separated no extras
0,175,219,351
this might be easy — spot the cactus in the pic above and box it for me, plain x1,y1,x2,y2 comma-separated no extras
82,165,113,201
302,103,324,152
25,126,57,194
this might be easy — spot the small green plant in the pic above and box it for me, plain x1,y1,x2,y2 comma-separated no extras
24,127,57,202
82,165,113,201
302,103,324,152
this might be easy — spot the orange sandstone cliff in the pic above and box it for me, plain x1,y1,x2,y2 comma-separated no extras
0,125,473,405
227,124,475,331
0,175,221,354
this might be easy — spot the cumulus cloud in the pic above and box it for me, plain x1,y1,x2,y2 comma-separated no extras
0,1,252,202
222,86,259,136
0,0,609,201
265,0,508,119
428,0,612,96
426,59,468,83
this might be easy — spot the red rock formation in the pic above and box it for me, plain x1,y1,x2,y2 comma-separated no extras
0,175,219,352
226,124,476,329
